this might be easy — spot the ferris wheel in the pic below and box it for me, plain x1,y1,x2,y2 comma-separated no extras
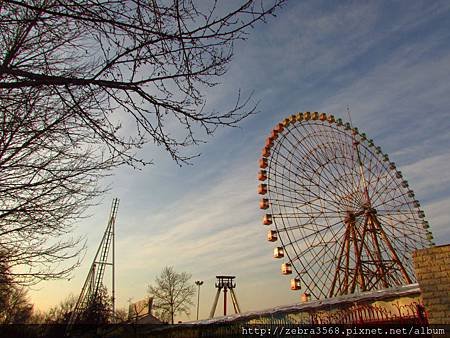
257,112,433,300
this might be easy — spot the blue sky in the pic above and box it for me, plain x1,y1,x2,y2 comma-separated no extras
30,0,450,321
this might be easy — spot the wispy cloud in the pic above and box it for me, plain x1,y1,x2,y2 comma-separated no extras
29,1,450,320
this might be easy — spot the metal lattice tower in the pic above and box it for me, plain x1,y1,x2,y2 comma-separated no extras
68,198,119,325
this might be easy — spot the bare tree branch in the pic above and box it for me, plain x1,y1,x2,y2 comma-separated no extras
0,0,284,285
1,0,285,164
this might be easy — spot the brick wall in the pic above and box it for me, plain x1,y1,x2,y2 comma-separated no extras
413,244,450,324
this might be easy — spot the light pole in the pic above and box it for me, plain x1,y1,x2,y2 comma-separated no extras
195,280,204,320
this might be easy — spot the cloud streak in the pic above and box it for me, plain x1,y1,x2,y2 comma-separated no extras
29,1,450,321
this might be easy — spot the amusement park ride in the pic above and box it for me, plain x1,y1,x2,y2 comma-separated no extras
258,112,433,300
68,198,119,325
209,276,241,318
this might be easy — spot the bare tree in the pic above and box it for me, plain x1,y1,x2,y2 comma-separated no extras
41,294,78,324
0,286,33,324
0,92,109,284
0,260,33,323
148,266,195,324
78,285,112,324
0,0,284,284
113,307,129,323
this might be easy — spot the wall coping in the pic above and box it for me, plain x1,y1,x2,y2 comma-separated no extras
188,284,421,324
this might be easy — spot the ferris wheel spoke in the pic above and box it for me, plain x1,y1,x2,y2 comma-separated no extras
367,179,393,205
375,215,423,238
269,196,340,212
272,209,342,230
331,127,363,192
271,140,343,200
292,125,363,200
281,125,359,197
281,217,345,248
284,231,342,260
270,154,358,211
270,146,325,188
292,259,326,299
368,173,404,207
364,162,388,200
372,190,418,211
358,144,383,185
272,210,343,219
376,208,417,216
372,183,405,208
298,242,346,290
290,241,341,276
376,219,419,234
304,151,363,208
275,217,343,235
269,164,345,212
272,194,339,212
269,180,342,214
